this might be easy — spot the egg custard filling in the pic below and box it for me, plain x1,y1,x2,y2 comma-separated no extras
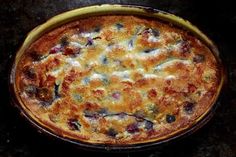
15,16,221,144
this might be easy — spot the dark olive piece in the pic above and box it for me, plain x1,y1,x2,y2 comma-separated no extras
54,83,60,99
166,114,176,123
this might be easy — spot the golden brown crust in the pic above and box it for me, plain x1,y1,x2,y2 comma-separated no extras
15,15,221,144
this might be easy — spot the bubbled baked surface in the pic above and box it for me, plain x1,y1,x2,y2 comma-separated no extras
16,16,220,144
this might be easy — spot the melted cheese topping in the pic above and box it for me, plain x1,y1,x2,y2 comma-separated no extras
16,16,220,144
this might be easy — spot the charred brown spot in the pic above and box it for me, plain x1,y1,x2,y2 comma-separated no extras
28,50,43,61
23,66,37,80
64,47,74,55
36,87,53,102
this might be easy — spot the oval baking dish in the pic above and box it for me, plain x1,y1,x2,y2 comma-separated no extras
9,4,225,151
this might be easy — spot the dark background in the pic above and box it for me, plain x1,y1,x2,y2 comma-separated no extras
0,0,236,157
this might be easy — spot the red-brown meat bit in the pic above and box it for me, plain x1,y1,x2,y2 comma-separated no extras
148,89,157,99
188,84,197,93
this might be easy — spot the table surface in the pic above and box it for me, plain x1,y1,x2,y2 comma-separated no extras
0,0,236,157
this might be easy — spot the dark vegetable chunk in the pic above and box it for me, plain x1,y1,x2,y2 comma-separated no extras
126,123,139,133
183,101,195,114
67,118,81,131
193,54,205,63
106,128,118,137
115,23,124,30
145,121,154,130
54,83,60,99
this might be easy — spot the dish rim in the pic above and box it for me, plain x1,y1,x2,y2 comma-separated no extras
9,4,225,152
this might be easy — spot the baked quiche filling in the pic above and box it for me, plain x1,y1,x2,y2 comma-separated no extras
16,16,220,144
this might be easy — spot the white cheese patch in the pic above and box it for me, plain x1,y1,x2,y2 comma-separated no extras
165,75,176,80
80,32,96,38
112,70,130,79
143,74,158,79
71,34,79,40
65,58,81,67
69,41,84,48
154,59,191,71
148,35,158,42
48,68,64,77
90,73,105,80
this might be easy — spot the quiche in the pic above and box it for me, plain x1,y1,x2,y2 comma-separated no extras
15,15,221,144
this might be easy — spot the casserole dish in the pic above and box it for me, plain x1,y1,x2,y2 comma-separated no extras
9,4,225,151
